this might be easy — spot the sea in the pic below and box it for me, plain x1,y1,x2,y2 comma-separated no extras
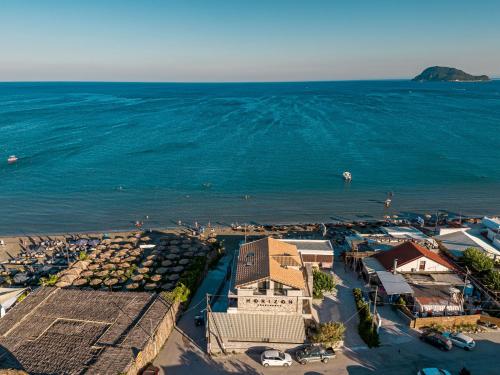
1,81,499,235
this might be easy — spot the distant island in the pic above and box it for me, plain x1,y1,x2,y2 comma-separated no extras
413,66,490,82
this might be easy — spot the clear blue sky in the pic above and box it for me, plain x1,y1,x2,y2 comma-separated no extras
1,0,499,81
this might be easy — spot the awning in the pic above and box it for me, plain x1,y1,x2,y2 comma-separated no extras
376,271,413,295
362,257,386,274
209,312,306,344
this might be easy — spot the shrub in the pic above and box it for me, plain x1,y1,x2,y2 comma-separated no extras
463,248,494,273
312,321,345,347
162,283,190,303
78,251,88,261
484,269,500,291
39,274,58,286
313,270,336,299
353,288,380,347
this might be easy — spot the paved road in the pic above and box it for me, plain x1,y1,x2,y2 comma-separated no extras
155,254,500,375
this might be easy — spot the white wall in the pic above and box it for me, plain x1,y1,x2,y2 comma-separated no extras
396,256,450,272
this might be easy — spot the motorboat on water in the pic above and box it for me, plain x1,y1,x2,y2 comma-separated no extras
7,155,18,164
342,171,352,181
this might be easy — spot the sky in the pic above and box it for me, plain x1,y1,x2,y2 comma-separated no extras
0,0,499,82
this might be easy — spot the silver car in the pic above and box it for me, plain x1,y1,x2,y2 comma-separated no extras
447,332,476,350
260,350,292,367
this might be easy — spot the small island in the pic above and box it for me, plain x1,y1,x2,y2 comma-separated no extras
413,66,490,82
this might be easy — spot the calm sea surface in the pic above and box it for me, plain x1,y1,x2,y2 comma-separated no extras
1,81,499,235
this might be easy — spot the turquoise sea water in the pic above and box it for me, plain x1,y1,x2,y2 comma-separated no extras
1,81,499,235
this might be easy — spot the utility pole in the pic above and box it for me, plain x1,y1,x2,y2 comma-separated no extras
206,293,211,352
460,266,470,309
371,285,378,331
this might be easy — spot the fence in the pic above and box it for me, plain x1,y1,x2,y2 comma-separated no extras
410,314,480,329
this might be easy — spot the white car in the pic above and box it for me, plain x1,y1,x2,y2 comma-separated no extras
260,350,292,367
447,332,476,350
417,369,451,375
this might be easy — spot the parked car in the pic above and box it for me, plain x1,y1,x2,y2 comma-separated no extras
420,332,452,351
295,344,336,364
417,368,451,375
443,332,476,350
260,350,292,367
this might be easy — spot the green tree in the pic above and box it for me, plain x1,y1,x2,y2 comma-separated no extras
312,322,346,347
78,251,88,261
485,270,500,291
313,270,336,299
39,274,58,286
161,283,190,303
463,247,494,272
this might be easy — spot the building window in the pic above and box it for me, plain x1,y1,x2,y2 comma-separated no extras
254,280,267,295
274,282,285,296
419,260,426,271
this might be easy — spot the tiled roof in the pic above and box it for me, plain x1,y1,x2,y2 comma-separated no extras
373,241,454,271
235,237,305,290
209,312,306,343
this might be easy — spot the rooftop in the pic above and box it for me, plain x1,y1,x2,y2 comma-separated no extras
411,283,461,306
374,241,454,272
376,271,413,295
0,287,172,374
436,229,500,258
381,226,431,242
208,312,306,344
279,239,333,253
235,237,305,290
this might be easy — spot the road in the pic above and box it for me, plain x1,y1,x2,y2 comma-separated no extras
155,248,500,375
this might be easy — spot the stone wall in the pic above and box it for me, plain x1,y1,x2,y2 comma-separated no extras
411,314,480,329
123,299,180,375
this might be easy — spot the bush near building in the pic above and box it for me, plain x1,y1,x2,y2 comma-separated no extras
353,288,380,348
463,247,494,273
311,321,345,347
313,270,336,299
485,269,500,291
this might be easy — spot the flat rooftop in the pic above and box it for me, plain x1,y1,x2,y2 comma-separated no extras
0,287,172,374
280,239,333,252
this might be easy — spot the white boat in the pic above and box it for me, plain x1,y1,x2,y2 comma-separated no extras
7,155,18,164
342,171,352,181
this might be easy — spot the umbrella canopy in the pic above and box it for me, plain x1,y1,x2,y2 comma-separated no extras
104,278,118,286
126,282,139,290
89,278,102,286
144,283,157,290
72,278,88,286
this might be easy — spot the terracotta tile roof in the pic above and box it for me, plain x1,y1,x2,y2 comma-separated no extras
373,241,454,271
235,237,305,290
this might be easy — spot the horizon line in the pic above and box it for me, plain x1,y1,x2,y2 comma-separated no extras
0,77,498,84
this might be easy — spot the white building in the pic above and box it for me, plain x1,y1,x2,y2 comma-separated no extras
482,217,500,250
373,241,454,273
279,239,334,268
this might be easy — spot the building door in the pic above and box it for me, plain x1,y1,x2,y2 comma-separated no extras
419,260,426,271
